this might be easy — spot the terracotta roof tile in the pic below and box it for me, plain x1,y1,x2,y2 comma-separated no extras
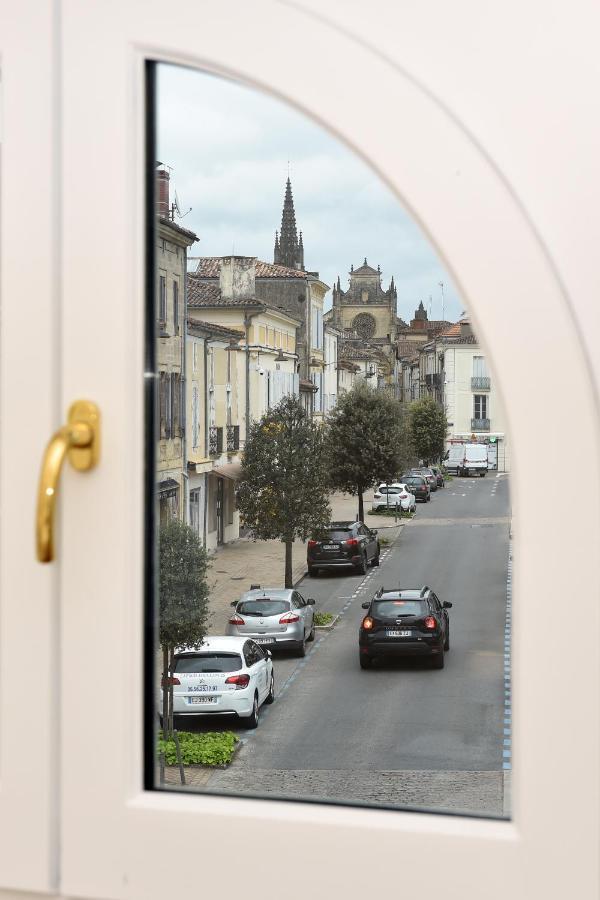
186,319,243,341
187,278,261,308
194,257,307,279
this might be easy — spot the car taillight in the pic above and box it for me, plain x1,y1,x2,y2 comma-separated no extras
228,614,245,625
279,612,300,623
225,674,250,689
424,616,436,630
362,616,374,630
345,538,359,548
161,676,181,687
308,540,317,548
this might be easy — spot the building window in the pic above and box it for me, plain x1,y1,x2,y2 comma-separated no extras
173,280,179,333
312,308,323,349
474,394,488,419
192,386,199,450
159,274,167,323
192,340,198,374
189,488,201,536
473,356,487,377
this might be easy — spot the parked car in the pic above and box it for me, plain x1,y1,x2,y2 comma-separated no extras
358,586,452,670
411,466,438,491
308,521,380,576
227,587,315,657
163,636,274,729
430,465,445,488
371,483,416,513
400,473,430,502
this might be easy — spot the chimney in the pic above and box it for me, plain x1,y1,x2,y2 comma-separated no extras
460,319,473,338
156,168,170,220
219,256,256,302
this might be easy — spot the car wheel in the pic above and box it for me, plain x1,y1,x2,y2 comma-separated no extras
308,565,318,577
432,646,445,669
265,672,275,704
427,494,431,502
444,628,450,651
242,693,260,728
371,548,380,567
296,637,307,657
480,471,486,477
355,552,368,575
359,653,373,670
307,619,315,642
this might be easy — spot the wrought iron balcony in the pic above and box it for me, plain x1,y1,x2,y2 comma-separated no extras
471,376,491,390
209,426,223,455
425,373,442,387
471,418,490,431
226,424,240,452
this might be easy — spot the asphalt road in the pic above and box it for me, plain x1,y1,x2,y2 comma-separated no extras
190,474,511,813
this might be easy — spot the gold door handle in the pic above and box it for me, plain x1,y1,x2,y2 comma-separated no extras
36,400,101,562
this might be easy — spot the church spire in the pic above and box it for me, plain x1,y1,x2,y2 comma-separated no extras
274,176,304,270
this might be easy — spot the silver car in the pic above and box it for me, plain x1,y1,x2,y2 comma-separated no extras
226,587,316,657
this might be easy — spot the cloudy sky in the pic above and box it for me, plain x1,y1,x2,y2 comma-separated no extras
157,64,462,323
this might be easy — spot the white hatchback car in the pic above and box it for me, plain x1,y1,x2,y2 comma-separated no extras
372,483,416,513
162,636,274,729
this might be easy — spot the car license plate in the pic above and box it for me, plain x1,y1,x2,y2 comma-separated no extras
386,630,411,637
188,696,217,705
254,637,275,644
322,544,338,550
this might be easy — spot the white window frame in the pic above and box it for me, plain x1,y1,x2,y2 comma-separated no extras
2,2,599,898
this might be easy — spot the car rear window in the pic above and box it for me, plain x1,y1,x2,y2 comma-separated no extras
237,600,289,616
403,476,424,485
174,653,242,673
322,529,352,541
372,599,427,617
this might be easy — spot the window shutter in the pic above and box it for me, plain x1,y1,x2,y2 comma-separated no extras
159,372,167,439
179,375,185,437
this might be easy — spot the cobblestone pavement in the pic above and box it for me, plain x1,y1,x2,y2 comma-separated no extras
206,490,404,634
167,766,509,817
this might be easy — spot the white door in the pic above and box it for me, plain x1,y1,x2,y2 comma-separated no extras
1,2,599,898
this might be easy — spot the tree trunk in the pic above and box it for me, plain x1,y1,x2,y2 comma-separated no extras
161,644,169,736
357,488,364,523
284,539,293,588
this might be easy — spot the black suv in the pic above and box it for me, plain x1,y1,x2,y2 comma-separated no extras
358,586,452,669
307,521,380,577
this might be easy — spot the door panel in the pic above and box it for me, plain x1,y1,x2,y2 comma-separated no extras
0,2,58,892
56,2,599,899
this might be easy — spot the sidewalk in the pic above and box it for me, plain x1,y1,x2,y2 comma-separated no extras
206,491,405,635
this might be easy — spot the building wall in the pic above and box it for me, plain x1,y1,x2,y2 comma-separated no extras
443,344,511,471
157,221,195,520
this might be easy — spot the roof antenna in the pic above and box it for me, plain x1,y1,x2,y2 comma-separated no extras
172,190,192,221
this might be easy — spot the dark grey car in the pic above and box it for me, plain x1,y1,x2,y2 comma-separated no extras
307,521,380,577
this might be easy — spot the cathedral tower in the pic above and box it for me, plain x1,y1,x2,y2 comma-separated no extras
273,177,305,270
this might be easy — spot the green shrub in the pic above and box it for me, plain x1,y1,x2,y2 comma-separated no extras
157,730,239,766
314,612,334,626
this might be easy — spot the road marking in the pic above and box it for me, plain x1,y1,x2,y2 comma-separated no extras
503,543,513,770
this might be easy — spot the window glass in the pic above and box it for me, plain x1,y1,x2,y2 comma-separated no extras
174,653,242,674
237,600,288,616
372,600,427,617
150,63,513,820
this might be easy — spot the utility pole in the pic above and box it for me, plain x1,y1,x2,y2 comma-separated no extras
438,281,445,322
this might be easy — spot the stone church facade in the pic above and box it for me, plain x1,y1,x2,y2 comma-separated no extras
324,260,407,382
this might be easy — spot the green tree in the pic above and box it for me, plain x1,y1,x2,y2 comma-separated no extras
409,397,448,464
236,394,330,588
326,381,413,521
159,518,210,736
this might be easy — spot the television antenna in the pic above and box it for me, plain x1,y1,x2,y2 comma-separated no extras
171,190,192,221
438,281,445,322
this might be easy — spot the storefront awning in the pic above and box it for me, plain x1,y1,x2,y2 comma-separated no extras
212,461,243,480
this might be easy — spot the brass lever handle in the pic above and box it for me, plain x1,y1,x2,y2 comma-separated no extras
36,400,101,562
